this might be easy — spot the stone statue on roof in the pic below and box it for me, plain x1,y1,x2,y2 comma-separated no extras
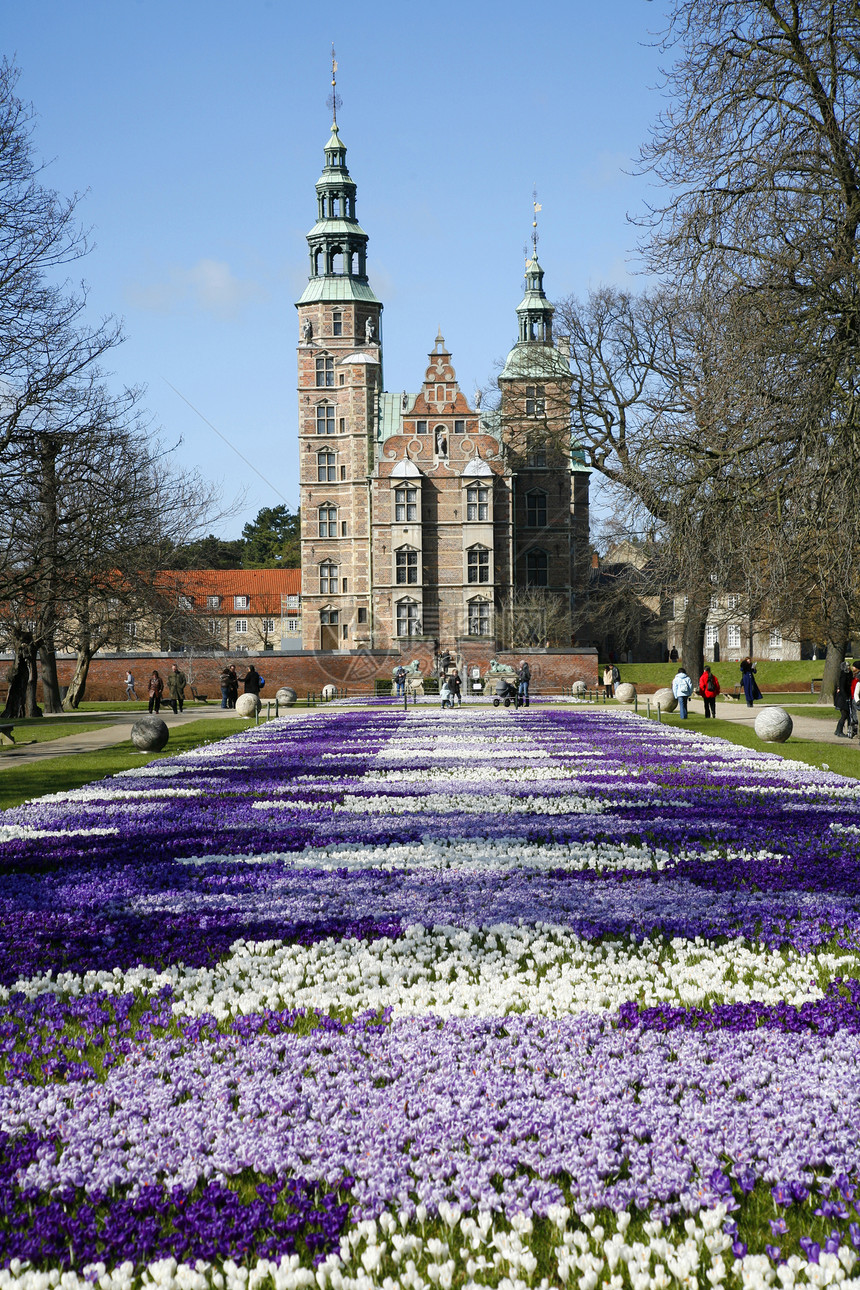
365,318,375,344
302,318,313,343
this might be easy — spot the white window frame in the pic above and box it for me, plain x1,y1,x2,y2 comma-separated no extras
234,595,250,611
235,618,248,634
727,624,742,650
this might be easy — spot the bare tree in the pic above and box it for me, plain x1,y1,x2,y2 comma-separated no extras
638,0,860,697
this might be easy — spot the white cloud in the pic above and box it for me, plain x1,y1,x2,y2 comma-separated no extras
125,259,265,319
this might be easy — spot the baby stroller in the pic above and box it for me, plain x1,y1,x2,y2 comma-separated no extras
492,677,520,708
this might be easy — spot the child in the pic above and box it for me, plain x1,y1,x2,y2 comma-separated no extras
440,680,453,708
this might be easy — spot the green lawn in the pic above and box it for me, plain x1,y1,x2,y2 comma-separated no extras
644,708,860,777
614,660,828,690
2,716,108,745
0,718,250,811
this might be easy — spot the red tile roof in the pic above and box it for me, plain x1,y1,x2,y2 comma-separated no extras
158,568,301,612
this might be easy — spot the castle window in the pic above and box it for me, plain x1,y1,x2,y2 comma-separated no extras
332,310,342,336
341,520,348,536
467,485,489,521
395,486,418,522
330,248,344,274
317,451,336,482
316,404,335,434
396,547,418,585
320,562,338,595
396,599,421,637
316,356,334,387
416,420,428,435
526,438,547,468
319,504,337,538
525,385,545,417
526,550,548,587
357,607,367,624
331,197,340,217
454,420,465,434
320,609,339,624
339,417,346,432
467,546,490,584
526,491,547,527
467,598,490,636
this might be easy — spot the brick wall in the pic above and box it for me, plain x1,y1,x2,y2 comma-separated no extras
43,645,597,702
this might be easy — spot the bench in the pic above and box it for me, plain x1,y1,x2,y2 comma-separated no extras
190,686,209,703
0,724,14,745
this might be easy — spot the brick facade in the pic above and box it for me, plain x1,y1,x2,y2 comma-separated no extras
293,116,590,675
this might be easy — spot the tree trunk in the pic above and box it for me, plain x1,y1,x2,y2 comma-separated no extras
819,601,849,705
1,655,29,720
23,640,42,718
39,642,63,712
681,601,708,684
63,645,94,710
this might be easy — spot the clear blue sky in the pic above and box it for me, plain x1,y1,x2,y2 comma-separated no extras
4,0,669,537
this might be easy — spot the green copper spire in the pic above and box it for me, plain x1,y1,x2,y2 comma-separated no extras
296,78,380,306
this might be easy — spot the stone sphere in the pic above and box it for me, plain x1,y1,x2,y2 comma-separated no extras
235,693,261,717
571,680,587,696
755,706,793,743
653,687,678,713
321,683,337,700
614,682,637,704
275,687,297,707
130,716,169,752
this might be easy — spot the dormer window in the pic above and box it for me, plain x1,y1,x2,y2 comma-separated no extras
234,595,250,611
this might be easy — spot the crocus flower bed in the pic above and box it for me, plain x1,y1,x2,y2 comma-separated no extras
1,708,860,1289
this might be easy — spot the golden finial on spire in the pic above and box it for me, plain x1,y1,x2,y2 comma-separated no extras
328,45,342,127
532,185,542,258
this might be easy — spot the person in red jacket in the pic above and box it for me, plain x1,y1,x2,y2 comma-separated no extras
699,665,721,718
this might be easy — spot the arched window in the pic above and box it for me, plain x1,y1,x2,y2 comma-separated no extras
467,546,490,584
396,598,421,637
395,486,418,522
526,550,548,587
466,484,489,521
316,403,335,435
313,248,323,275
319,562,338,595
330,247,344,274
315,356,334,387
395,546,418,585
317,451,336,482
318,504,337,537
526,491,547,527
467,597,490,636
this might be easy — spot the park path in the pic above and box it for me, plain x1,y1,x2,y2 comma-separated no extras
0,707,241,766
682,694,850,747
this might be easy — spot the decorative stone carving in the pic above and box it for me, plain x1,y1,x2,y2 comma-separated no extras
130,717,169,752
614,682,637,704
755,706,793,743
653,687,677,713
276,687,297,707
322,684,337,700
235,693,260,717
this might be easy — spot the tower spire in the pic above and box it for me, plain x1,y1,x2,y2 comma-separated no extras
328,44,340,128
532,186,541,259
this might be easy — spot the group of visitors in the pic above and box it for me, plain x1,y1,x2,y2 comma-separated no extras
834,660,860,738
144,664,187,715
219,664,264,708
602,662,621,698
669,656,761,719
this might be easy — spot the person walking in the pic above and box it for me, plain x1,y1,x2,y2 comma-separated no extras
740,657,760,708
394,665,406,698
449,671,462,707
672,666,694,719
602,665,615,698
125,671,137,701
440,678,454,709
147,670,164,714
219,665,231,708
850,661,860,738
167,663,187,714
228,666,239,708
243,665,262,695
834,661,853,737
699,665,721,718
518,660,531,707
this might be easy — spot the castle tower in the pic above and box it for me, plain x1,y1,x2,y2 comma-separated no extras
296,112,382,651
497,247,587,646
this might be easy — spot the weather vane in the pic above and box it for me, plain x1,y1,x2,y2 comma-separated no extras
327,45,342,126
532,185,542,258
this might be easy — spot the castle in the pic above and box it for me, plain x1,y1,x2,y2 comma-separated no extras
296,112,589,659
